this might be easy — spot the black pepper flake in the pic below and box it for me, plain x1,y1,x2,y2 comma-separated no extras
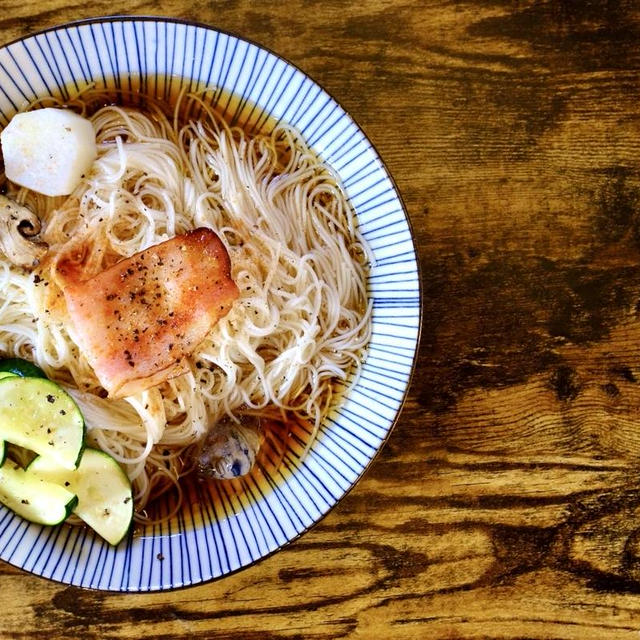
21,499,29,505
124,496,131,504
103,508,110,516
59,409,66,416
157,553,164,561
33,274,42,284
46,394,55,403
106,293,117,301
64,481,70,487
48,440,54,446
195,362,203,369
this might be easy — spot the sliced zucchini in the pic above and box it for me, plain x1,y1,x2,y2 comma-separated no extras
0,459,77,525
0,377,84,470
0,358,46,378
0,374,18,466
29,448,133,545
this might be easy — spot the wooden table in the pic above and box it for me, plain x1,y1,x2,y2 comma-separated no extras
2,1,640,638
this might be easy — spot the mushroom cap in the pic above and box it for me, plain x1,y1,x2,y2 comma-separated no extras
0,194,48,268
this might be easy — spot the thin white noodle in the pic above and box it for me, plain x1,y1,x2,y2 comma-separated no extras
0,89,372,522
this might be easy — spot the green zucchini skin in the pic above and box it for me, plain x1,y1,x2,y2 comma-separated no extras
0,358,47,379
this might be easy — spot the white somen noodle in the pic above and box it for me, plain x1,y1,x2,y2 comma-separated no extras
0,87,373,522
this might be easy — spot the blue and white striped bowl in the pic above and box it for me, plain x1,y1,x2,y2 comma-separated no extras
0,17,421,591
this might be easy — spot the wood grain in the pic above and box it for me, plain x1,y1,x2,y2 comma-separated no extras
2,0,640,638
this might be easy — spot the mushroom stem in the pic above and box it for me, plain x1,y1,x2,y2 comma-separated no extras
0,195,48,268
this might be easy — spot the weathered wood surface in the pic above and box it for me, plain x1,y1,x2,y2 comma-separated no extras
2,0,640,638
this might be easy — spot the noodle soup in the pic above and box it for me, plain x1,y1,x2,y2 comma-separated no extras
0,77,372,527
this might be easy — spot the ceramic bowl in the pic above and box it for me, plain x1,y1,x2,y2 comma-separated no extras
0,17,420,591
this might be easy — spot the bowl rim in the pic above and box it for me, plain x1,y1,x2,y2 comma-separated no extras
0,14,424,591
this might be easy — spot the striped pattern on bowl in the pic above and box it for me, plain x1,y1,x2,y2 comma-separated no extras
0,17,420,591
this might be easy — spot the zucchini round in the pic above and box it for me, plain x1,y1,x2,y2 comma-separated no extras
0,377,84,470
29,448,133,545
0,459,77,525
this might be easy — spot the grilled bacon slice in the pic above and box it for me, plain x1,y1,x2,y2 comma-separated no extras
56,228,238,398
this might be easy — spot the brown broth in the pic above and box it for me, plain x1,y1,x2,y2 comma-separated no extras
139,415,315,531
54,73,281,136
36,76,360,533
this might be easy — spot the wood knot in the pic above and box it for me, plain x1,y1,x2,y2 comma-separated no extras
549,365,580,401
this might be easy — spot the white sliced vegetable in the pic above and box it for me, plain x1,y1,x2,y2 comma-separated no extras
0,459,77,525
0,376,84,470
29,448,133,545
1,107,97,196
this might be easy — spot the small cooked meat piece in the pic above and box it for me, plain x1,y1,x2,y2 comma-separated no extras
56,228,238,398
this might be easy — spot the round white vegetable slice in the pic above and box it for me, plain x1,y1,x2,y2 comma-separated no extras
0,459,77,525
1,107,97,196
0,376,84,470
29,448,133,545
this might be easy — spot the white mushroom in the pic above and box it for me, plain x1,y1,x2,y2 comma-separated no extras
196,416,263,480
0,195,48,268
